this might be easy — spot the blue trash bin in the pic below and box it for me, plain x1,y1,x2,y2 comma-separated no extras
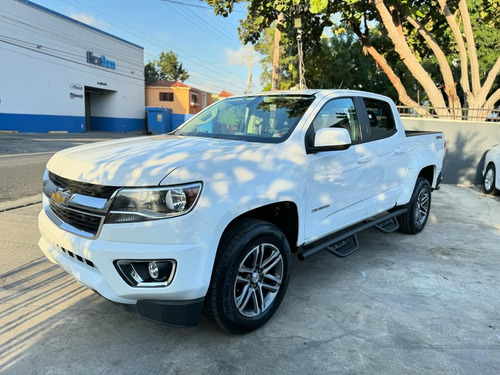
146,107,173,134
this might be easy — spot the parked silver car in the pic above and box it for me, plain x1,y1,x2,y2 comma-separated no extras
483,144,500,194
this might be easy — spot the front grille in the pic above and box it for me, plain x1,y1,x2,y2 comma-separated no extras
49,201,104,235
49,172,119,199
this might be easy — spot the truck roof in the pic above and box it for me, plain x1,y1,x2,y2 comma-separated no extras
232,89,393,103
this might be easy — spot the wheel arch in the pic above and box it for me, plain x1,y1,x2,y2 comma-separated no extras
418,165,435,186
483,161,497,194
398,164,437,206
218,201,300,255
485,161,496,172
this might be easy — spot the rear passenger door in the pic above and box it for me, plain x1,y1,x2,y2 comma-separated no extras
359,97,407,213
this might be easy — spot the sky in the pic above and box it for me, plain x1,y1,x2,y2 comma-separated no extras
29,0,263,95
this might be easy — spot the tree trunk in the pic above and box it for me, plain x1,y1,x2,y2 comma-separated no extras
373,0,449,117
483,88,500,119
437,0,474,108
476,57,500,107
406,15,462,119
352,24,431,117
458,0,481,96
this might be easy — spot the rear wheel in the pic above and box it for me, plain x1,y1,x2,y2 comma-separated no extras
399,177,432,234
484,164,496,194
204,219,291,334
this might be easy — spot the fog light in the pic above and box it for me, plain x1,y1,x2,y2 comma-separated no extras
115,259,177,287
148,261,159,279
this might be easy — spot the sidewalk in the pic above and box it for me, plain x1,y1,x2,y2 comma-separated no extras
0,203,43,275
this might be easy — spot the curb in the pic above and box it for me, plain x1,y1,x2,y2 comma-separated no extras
0,195,43,212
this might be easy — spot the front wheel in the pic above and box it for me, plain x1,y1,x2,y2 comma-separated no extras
484,164,496,195
204,219,291,334
399,177,432,234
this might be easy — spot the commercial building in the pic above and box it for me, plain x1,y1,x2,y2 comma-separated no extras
0,0,145,133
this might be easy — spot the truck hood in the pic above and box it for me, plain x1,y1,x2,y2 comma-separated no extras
47,135,256,186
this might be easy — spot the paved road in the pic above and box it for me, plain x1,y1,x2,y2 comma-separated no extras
0,132,144,155
0,153,52,203
0,132,143,209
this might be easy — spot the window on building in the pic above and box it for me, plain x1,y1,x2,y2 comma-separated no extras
190,92,199,106
159,92,174,102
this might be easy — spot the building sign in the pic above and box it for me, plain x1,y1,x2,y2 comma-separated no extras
70,83,83,90
86,51,116,70
69,82,83,99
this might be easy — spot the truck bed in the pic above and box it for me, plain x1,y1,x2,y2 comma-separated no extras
405,130,442,137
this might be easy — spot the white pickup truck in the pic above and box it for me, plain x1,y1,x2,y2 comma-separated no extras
39,90,445,333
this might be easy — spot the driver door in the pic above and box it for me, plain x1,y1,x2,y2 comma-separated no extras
304,97,372,242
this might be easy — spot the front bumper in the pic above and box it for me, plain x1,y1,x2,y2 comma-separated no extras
38,196,220,326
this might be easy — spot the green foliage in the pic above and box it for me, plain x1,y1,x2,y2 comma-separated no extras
303,28,422,102
206,0,499,110
310,0,328,14
467,0,500,82
144,51,190,85
157,51,190,82
144,61,159,86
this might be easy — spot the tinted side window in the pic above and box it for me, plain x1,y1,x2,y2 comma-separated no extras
311,98,361,142
363,98,396,140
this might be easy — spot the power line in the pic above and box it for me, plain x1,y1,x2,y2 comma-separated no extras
57,0,248,90
159,1,242,51
0,40,144,85
161,0,245,13
0,14,144,74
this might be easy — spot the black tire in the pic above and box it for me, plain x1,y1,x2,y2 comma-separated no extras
204,218,291,334
399,177,432,234
483,164,496,195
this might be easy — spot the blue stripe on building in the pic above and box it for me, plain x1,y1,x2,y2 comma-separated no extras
90,117,145,132
172,114,193,131
0,113,145,133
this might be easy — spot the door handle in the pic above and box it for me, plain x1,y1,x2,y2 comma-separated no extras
357,156,371,163
394,147,405,155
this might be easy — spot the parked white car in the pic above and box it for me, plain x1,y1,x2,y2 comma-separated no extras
483,145,500,194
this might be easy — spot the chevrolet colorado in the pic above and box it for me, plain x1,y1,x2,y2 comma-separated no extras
39,90,445,333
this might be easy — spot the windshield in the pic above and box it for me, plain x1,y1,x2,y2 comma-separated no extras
173,94,315,143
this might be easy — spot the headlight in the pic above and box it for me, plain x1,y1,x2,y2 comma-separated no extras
105,183,202,223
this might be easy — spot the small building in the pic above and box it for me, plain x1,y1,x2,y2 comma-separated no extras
145,81,213,129
0,0,145,133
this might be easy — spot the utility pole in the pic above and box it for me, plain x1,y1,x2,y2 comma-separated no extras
271,13,283,91
295,17,306,90
246,46,252,93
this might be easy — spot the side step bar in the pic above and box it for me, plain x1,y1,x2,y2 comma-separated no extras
374,217,400,233
298,208,408,261
326,235,359,258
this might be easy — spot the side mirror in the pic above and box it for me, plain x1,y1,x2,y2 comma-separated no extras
311,128,352,152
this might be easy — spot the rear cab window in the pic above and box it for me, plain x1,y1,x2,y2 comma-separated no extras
362,98,397,140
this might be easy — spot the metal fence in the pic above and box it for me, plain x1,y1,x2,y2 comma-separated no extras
396,106,500,122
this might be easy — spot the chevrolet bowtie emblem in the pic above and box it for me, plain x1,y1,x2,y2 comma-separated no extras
51,188,72,206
